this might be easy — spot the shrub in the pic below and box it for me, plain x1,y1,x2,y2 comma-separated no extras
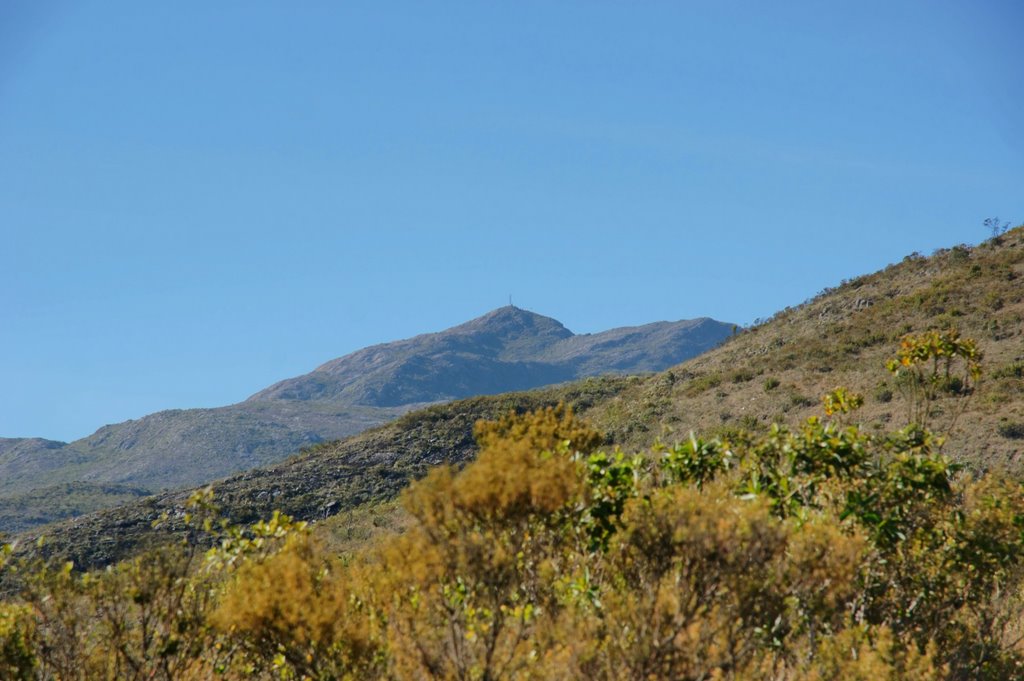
874,382,894,403
789,392,815,408
0,603,36,680
992,361,1024,380
730,368,755,383
997,422,1024,439
685,373,721,396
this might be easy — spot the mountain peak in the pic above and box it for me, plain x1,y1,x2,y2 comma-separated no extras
451,306,573,342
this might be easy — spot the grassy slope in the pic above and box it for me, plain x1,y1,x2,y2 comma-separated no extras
586,230,1024,466
21,228,1024,568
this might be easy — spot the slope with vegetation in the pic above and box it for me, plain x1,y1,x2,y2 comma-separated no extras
586,230,1024,464
20,227,1024,569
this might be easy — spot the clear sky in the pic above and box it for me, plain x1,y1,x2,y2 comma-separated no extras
2,1,1022,441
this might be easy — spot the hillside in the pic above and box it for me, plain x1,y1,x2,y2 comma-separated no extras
584,233,1024,466
0,309,732,529
0,404,404,499
21,228,1024,569
24,382,627,568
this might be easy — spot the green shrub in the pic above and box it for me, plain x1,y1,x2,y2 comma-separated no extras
730,369,755,383
992,361,1024,380
789,392,815,408
685,373,721,396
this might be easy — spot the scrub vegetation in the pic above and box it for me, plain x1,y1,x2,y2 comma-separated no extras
4,329,1024,680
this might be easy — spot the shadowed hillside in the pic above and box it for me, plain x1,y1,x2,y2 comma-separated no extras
0,483,150,535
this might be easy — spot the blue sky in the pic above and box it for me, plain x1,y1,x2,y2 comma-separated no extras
2,1,1022,441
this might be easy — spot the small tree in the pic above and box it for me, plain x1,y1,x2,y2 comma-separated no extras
984,216,1010,240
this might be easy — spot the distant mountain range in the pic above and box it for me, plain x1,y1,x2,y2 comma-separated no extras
0,307,733,531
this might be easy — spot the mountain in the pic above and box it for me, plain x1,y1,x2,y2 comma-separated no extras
249,308,731,406
24,228,1024,569
0,309,734,528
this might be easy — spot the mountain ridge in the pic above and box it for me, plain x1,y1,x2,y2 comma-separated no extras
0,308,733,529
251,308,730,406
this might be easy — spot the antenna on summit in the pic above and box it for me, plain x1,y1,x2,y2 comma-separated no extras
509,294,514,308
